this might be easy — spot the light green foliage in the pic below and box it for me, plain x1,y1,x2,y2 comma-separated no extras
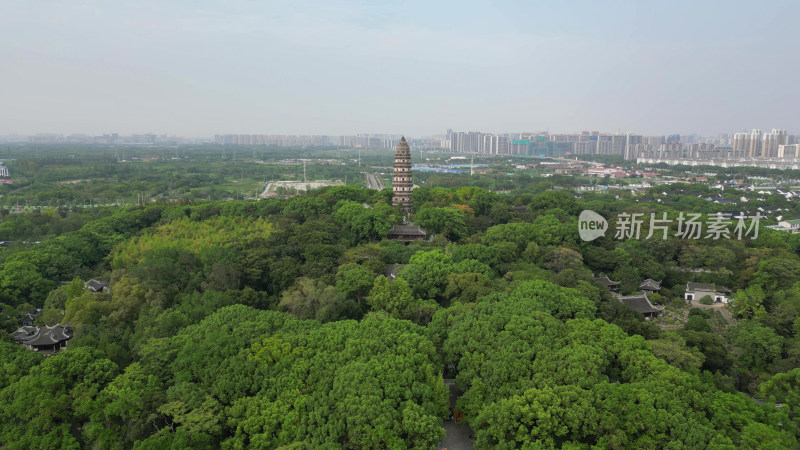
442,295,788,448
128,305,446,449
531,214,570,247
415,206,467,241
0,340,44,389
110,216,271,270
400,249,497,304
0,347,119,449
332,200,399,241
507,280,597,320
732,285,767,319
760,368,800,434
649,333,705,371
451,243,501,272
367,276,416,319
399,250,453,302
481,222,538,252
2,165,799,449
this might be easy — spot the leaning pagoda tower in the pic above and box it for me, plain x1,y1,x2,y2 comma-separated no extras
392,136,413,213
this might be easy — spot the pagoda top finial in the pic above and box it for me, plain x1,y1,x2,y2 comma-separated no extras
396,136,409,151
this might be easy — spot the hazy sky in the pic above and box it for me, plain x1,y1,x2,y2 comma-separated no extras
1,0,798,137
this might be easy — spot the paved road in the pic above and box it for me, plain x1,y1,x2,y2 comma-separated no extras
259,182,274,199
438,379,474,450
438,421,474,450
365,173,385,190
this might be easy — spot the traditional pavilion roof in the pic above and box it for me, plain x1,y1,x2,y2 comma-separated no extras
686,282,731,294
619,293,663,314
686,282,714,291
11,326,38,341
638,278,662,291
86,279,109,292
12,324,72,346
595,276,620,287
388,224,427,236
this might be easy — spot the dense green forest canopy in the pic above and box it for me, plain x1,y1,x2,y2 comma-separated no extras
2,149,800,447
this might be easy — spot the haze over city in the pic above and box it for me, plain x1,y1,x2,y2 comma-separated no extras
2,0,798,137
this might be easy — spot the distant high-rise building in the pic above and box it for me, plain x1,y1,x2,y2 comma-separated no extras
733,132,751,153
762,129,788,158
748,129,763,157
610,135,627,156
483,135,510,155
392,137,413,213
778,144,799,158
573,141,596,155
643,136,664,146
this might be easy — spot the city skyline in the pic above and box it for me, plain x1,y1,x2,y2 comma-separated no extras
4,126,799,142
2,1,799,136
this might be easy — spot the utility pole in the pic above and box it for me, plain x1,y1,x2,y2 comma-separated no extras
303,160,307,183
470,154,474,176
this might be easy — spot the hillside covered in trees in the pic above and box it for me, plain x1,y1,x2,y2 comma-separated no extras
2,183,800,448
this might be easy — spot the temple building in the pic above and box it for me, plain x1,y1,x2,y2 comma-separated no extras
638,278,662,294
619,293,663,320
11,324,73,353
387,224,427,241
594,275,621,292
392,137,413,213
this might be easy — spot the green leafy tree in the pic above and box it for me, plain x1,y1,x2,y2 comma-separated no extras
335,263,375,304
415,206,467,241
0,347,118,449
367,276,416,319
508,280,597,320
399,250,453,302
444,272,494,303
0,260,55,307
732,285,767,319
279,277,356,322
731,321,784,370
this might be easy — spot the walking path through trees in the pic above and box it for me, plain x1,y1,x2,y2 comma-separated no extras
438,379,474,450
